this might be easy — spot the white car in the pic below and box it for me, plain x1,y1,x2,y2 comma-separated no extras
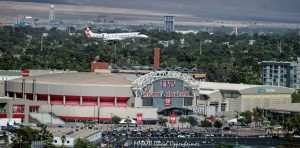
177,135,186,138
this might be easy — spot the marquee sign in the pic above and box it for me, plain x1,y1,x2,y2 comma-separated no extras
141,78,193,108
161,80,176,88
145,91,191,98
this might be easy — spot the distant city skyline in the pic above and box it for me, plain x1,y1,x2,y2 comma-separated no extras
0,0,300,28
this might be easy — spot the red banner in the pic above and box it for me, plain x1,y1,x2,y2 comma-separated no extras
251,112,254,122
251,112,254,128
170,113,176,124
137,113,143,124
164,98,172,107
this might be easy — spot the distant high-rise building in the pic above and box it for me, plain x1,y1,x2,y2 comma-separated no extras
261,57,300,89
49,5,55,21
164,16,174,32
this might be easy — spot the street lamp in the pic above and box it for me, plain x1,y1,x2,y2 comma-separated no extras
234,110,239,137
234,110,239,147
110,113,114,129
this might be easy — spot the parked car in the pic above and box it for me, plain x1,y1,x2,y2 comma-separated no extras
177,135,186,138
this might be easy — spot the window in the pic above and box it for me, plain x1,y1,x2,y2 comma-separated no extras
142,98,153,106
67,141,69,143
184,98,193,106
223,92,240,98
221,103,226,111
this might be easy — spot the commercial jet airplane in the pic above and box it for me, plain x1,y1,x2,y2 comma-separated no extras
84,28,148,42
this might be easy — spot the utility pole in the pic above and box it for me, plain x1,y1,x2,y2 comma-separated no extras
97,105,100,124
114,43,117,65
279,40,282,53
199,42,202,55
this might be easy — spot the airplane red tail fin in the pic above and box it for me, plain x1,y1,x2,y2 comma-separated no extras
84,28,93,38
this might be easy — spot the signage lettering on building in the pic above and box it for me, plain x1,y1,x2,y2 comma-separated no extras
145,91,191,97
257,88,275,93
192,107,205,115
161,80,176,88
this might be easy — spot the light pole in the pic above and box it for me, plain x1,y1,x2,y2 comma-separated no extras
221,111,225,137
51,104,53,127
235,110,239,147
235,110,239,137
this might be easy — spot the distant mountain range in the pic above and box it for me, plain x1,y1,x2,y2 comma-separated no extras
1,0,300,23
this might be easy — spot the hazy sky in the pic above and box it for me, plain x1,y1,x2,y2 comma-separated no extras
1,0,300,23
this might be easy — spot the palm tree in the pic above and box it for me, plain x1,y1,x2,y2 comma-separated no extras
61,135,66,148
125,116,131,131
40,124,54,148
158,117,168,126
119,135,126,148
179,117,187,129
112,115,121,124
15,135,23,148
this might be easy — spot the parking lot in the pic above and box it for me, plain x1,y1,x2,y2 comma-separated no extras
100,127,288,147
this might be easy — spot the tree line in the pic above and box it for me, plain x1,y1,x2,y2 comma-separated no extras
0,26,299,84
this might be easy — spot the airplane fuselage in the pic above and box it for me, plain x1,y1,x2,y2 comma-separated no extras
85,28,148,41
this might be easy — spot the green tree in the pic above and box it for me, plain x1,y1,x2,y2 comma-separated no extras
201,120,212,127
179,117,187,128
61,135,66,148
253,107,264,123
111,115,121,124
11,126,40,148
239,110,251,125
187,116,198,127
158,117,168,126
39,124,54,147
214,120,223,129
74,138,95,148
119,135,126,148
284,113,300,131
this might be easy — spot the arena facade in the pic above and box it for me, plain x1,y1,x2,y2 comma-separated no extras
0,71,295,124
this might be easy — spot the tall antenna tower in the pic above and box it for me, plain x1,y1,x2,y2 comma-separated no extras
49,5,55,21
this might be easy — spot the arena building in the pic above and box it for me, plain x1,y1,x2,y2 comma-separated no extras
0,71,295,124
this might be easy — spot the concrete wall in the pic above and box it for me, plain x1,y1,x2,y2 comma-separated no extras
39,105,158,119
0,98,47,123
241,94,292,112
225,96,242,112
6,81,133,97
0,81,5,97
